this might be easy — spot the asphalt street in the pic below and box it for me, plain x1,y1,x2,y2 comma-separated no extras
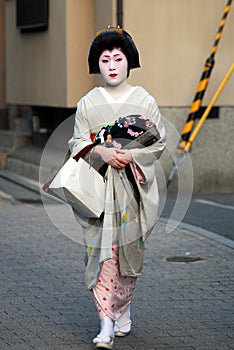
1,174,234,350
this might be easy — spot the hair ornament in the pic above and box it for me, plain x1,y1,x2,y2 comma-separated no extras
96,25,123,37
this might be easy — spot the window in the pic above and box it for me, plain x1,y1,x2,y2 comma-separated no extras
16,0,49,33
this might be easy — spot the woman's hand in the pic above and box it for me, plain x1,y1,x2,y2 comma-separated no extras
94,146,132,168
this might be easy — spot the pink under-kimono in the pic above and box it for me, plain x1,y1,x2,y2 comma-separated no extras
93,246,136,320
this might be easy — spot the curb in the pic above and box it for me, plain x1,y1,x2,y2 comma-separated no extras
0,169,62,203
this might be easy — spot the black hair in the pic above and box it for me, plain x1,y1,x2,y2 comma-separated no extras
88,27,140,75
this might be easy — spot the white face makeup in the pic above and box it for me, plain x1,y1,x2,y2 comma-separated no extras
99,48,128,87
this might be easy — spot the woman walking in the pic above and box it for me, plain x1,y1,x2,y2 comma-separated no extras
68,26,166,349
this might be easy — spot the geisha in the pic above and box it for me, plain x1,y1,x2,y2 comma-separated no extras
68,26,166,349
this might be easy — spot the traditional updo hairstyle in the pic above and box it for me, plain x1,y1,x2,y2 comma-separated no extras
88,26,140,77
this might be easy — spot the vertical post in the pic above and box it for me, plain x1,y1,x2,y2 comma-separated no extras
117,0,123,28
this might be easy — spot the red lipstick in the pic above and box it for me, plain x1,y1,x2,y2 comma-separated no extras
109,73,117,78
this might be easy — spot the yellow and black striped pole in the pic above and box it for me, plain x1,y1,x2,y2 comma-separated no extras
176,0,232,154
184,62,234,153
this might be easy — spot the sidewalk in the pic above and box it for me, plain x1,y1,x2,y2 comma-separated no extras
0,194,233,350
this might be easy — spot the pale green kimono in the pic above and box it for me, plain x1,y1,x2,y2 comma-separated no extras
68,86,166,290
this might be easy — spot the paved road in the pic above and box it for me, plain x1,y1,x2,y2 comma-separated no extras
161,193,234,241
0,174,234,349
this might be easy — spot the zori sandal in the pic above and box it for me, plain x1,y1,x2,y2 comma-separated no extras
114,320,132,337
93,335,114,349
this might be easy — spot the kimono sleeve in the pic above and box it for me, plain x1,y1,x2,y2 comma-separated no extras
68,98,92,157
130,96,166,183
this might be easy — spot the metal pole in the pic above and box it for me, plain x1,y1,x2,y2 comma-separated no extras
117,0,123,28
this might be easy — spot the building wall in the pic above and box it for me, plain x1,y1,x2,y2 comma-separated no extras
66,0,95,106
124,0,234,107
5,0,95,107
6,0,66,106
159,106,234,193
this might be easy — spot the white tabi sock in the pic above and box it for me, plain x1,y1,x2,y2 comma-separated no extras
93,315,114,344
114,305,131,333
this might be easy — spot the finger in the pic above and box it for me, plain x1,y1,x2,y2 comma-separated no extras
117,156,128,165
115,149,125,154
113,159,125,168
